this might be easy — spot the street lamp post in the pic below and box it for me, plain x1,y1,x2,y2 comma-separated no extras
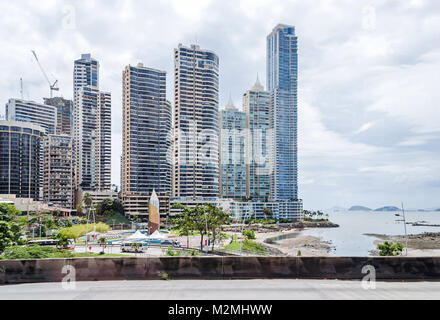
204,210,209,253
401,203,409,256
395,203,409,256
85,206,90,251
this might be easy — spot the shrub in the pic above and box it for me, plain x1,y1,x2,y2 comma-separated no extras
165,248,181,256
377,241,404,256
242,229,256,240
2,245,74,260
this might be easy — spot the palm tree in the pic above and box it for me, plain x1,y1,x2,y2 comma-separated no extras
262,207,273,220
55,233,71,249
83,193,93,214
97,237,107,254
76,203,83,216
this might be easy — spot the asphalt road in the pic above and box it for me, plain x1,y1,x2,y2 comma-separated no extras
1,280,440,300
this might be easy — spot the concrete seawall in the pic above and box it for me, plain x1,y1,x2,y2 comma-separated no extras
1,257,440,285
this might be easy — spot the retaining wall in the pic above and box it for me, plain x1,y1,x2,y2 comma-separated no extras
1,257,440,285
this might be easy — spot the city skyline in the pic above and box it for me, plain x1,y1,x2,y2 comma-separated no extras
0,1,439,209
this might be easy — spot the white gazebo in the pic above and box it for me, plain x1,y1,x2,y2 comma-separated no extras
148,230,167,240
126,230,148,241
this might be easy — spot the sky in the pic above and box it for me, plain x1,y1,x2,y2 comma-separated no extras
0,0,439,210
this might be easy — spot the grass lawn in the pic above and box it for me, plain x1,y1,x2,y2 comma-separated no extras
223,240,268,254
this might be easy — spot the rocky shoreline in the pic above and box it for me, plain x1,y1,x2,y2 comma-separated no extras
366,232,440,256
223,221,339,234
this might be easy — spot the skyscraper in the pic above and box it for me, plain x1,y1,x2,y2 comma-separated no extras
173,44,220,198
0,120,45,200
43,97,73,136
5,99,57,135
43,134,74,209
121,63,172,218
219,97,246,200
73,54,111,194
73,86,111,192
73,54,99,103
243,76,271,201
267,24,299,201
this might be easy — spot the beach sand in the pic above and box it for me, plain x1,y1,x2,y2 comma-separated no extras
252,229,333,257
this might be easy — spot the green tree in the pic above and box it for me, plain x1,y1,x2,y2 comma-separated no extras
83,193,93,215
0,221,23,253
0,204,20,222
95,199,115,217
54,232,71,249
171,204,196,249
192,205,210,251
76,204,83,216
205,204,232,251
262,207,273,220
43,216,57,230
377,241,404,256
97,237,107,254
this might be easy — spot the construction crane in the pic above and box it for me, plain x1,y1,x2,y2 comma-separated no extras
31,50,59,98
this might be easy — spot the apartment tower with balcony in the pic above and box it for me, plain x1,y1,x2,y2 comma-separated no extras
173,44,220,199
121,63,172,219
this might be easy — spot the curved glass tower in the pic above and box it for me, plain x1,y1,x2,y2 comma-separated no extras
267,24,299,201
0,120,45,200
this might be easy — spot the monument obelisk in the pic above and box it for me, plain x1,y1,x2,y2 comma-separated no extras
148,189,160,234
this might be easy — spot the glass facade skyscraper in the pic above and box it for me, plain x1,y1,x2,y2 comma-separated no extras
219,97,246,200
73,54,111,193
173,44,219,198
73,86,111,191
6,99,57,135
73,54,99,103
267,24,299,201
121,63,172,218
0,120,44,200
243,77,271,201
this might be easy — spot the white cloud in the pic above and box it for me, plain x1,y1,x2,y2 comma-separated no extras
355,122,375,134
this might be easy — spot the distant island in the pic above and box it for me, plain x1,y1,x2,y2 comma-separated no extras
328,206,347,212
343,206,440,212
349,206,372,211
374,206,400,212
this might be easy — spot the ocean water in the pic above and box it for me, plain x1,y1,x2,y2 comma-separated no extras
299,211,440,256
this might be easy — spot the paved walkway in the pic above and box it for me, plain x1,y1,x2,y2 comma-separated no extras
1,280,440,300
